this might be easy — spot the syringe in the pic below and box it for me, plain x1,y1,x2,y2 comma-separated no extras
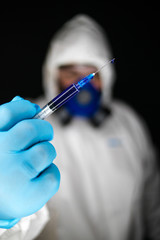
33,58,115,120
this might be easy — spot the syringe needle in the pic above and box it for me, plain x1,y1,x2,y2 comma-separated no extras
94,58,115,75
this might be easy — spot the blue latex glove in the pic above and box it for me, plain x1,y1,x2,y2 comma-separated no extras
0,96,60,229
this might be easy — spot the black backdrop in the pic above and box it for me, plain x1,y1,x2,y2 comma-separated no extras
0,6,159,157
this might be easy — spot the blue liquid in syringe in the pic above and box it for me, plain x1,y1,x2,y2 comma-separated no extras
48,73,95,111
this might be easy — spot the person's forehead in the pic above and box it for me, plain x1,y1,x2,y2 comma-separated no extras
58,64,97,72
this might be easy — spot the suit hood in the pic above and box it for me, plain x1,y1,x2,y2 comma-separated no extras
42,14,116,107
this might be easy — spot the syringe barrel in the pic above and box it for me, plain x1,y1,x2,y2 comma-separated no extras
48,84,79,110
33,84,79,120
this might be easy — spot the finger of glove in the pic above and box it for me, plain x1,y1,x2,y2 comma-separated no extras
21,142,57,179
31,163,60,205
11,96,24,102
0,97,38,131
5,119,53,151
11,96,41,112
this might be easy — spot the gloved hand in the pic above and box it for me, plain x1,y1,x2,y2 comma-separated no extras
0,96,60,229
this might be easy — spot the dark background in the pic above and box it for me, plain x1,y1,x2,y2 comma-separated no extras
0,6,159,157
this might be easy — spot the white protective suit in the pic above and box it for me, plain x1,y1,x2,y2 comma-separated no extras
1,14,160,240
